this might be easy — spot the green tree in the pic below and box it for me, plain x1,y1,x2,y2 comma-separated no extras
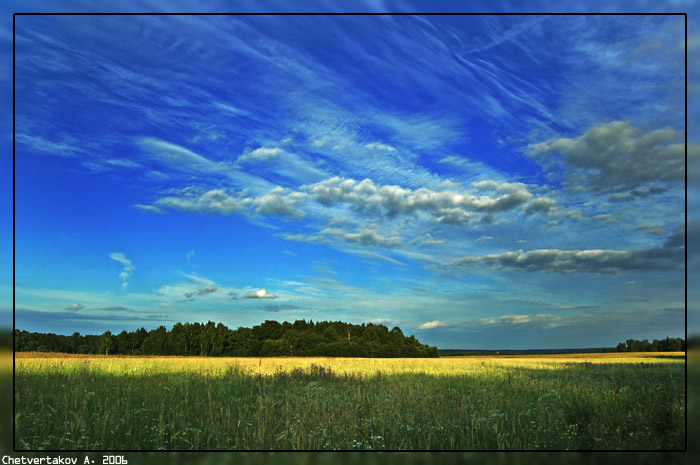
98,330,115,355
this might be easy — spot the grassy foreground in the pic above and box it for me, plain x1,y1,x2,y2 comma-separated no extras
14,352,685,451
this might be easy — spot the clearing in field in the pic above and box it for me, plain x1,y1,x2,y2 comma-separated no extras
14,352,685,451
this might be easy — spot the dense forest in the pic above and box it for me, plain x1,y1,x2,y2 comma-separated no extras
14,320,439,357
615,337,685,352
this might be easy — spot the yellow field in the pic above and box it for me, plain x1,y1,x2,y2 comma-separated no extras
14,351,685,377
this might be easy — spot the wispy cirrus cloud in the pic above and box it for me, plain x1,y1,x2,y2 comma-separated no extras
109,253,134,289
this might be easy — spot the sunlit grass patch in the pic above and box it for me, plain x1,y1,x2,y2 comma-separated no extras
14,352,685,450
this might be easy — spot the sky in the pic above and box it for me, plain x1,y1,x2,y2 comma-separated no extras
10,13,687,349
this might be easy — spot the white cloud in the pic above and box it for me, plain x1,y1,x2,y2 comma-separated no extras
418,320,446,330
133,204,165,214
238,147,283,163
244,289,278,299
438,155,471,167
321,226,403,248
156,189,249,215
370,318,398,326
365,142,396,152
155,186,305,218
138,137,216,170
302,176,533,220
65,304,84,311
252,187,306,217
480,314,532,325
109,252,134,289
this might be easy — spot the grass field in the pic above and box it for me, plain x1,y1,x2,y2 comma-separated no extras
14,352,685,451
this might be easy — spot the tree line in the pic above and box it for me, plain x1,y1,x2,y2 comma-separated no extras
616,337,685,352
14,320,440,358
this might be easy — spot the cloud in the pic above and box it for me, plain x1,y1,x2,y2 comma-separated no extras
156,189,249,215
438,155,471,167
244,289,278,299
321,227,403,248
237,147,283,163
155,187,305,218
138,137,216,171
65,304,84,311
453,231,684,274
591,214,614,222
16,134,80,158
636,224,666,236
527,121,684,194
183,284,216,300
252,187,306,217
109,252,134,289
262,304,300,312
183,285,217,300
133,204,165,214
523,197,557,216
302,177,533,221
418,320,446,330
370,318,398,326
365,142,396,152
480,314,532,325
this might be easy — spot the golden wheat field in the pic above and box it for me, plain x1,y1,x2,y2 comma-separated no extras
14,352,685,451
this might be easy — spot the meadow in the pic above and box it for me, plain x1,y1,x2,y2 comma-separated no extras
14,352,685,451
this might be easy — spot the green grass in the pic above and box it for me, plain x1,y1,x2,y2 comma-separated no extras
14,354,685,450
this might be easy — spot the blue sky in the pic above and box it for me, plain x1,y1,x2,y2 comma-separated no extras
11,14,686,349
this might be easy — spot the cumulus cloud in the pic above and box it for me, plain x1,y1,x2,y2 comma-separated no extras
245,289,278,299
155,187,305,218
418,320,446,330
252,187,306,217
183,285,217,300
523,197,557,216
65,304,84,311
527,121,684,194
152,176,538,231
302,177,533,221
109,252,134,289
321,227,403,248
453,231,684,274
237,147,283,163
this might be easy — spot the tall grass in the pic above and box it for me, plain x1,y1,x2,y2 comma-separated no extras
14,353,685,450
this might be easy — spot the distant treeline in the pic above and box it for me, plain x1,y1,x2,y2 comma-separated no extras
14,320,439,358
439,348,619,356
439,337,686,356
616,337,685,352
